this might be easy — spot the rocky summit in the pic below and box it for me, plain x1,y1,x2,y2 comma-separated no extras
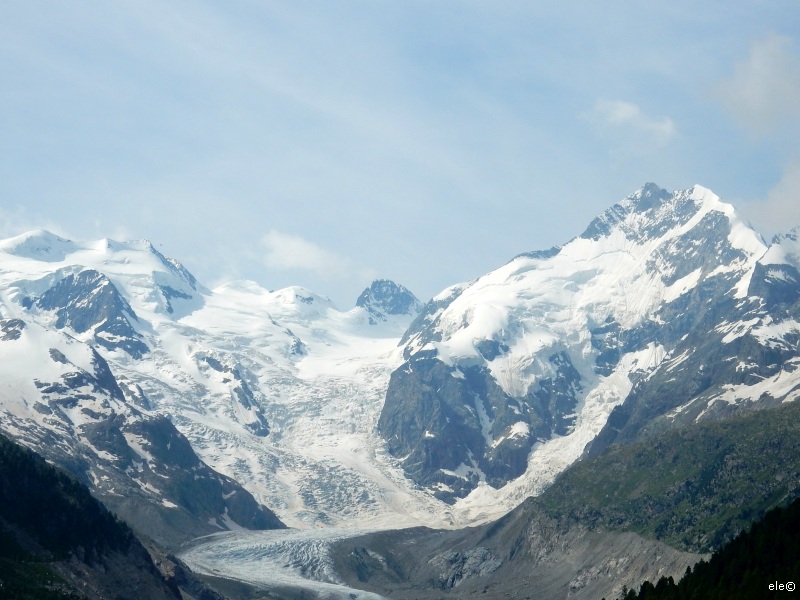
378,184,800,508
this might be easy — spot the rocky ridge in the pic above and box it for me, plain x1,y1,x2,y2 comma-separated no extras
378,184,800,507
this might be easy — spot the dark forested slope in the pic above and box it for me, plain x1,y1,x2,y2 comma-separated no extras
0,433,181,600
622,496,800,600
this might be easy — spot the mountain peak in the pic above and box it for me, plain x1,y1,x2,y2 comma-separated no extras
579,183,761,253
269,286,337,313
771,227,800,245
629,182,672,209
356,279,422,324
763,227,800,268
0,231,204,320
0,230,78,262
580,183,671,240
687,183,719,201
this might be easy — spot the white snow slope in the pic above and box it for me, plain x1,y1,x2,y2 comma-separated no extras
0,185,799,536
0,233,445,529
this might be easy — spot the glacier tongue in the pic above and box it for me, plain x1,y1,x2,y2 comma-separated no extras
180,529,390,599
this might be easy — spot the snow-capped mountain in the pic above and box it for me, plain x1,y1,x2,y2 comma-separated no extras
0,183,798,547
0,232,437,535
0,234,284,546
379,183,800,512
356,279,423,325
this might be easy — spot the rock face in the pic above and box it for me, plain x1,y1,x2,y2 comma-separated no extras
34,268,149,358
378,184,800,502
356,279,423,324
586,224,800,457
378,359,549,498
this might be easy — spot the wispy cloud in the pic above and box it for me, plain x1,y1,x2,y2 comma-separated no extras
0,206,71,241
588,99,676,144
716,33,800,135
742,161,800,235
260,230,349,278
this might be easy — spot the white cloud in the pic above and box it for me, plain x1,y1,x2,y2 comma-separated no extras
588,99,676,144
260,229,349,277
110,225,134,242
717,33,800,134
742,161,800,236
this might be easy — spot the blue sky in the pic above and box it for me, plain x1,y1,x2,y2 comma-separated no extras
1,2,799,307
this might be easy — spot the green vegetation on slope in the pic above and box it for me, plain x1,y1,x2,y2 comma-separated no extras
537,401,800,552
620,495,800,600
